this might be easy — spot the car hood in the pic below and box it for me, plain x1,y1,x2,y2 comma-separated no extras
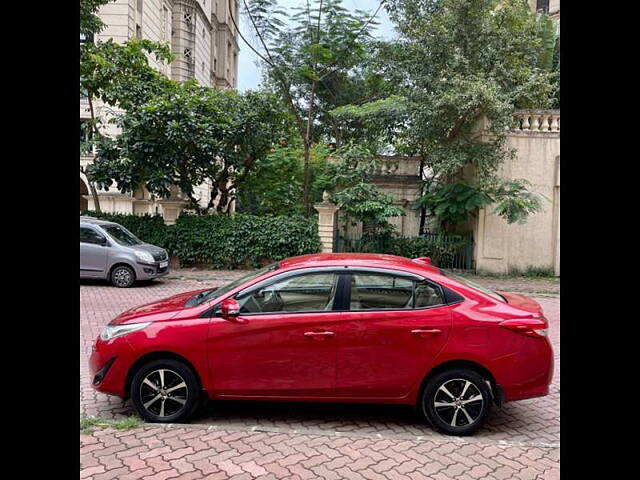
497,291,544,315
109,288,210,325
132,243,166,257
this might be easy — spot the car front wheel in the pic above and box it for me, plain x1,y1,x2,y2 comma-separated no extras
421,368,492,436
111,265,135,288
130,359,200,423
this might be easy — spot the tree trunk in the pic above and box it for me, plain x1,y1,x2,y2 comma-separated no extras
86,94,102,213
302,81,317,215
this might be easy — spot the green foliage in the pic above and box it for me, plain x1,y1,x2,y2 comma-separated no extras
170,214,321,268
80,38,173,112
89,84,295,213
418,179,543,226
82,211,321,269
80,0,113,36
419,181,493,226
343,233,467,268
491,180,543,224
331,0,559,229
81,211,169,248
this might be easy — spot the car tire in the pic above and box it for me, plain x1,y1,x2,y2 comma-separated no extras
131,359,200,423
421,368,492,436
111,265,136,288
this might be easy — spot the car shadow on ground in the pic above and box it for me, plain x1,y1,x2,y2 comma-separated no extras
80,278,169,288
196,399,423,427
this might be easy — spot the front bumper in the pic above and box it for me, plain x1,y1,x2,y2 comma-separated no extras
89,337,136,397
135,262,170,280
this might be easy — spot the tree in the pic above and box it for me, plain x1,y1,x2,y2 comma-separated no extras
337,0,556,230
89,82,295,213
314,144,404,234
80,0,173,212
235,0,383,214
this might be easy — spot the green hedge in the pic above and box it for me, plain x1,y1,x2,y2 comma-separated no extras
81,211,321,269
343,233,468,268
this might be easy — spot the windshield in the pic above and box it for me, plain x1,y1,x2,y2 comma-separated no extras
102,224,143,246
190,263,280,306
439,269,505,302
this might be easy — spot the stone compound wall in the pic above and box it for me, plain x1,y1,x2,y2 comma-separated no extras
473,110,560,275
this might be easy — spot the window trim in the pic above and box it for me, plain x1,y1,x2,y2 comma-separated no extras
344,269,448,312
232,268,346,316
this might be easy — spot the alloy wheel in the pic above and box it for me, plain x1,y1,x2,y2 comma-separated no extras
113,267,133,287
432,378,484,428
139,369,189,418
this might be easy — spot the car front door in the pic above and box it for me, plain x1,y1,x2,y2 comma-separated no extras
80,227,109,278
207,270,344,398
335,270,454,399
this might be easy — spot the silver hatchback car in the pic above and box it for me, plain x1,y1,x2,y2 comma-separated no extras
80,216,170,287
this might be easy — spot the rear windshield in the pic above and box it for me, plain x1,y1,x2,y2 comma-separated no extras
439,269,505,302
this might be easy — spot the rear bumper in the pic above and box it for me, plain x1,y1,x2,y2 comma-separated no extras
501,339,554,403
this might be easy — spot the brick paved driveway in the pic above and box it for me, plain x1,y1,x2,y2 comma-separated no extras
81,274,559,479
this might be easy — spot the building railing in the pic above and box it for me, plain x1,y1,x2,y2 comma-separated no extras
512,109,560,132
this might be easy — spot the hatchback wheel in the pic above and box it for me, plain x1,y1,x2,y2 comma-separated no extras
421,368,492,436
111,265,135,288
131,359,200,423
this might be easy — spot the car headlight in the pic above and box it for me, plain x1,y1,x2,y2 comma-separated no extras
134,250,155,264
100,322,151,341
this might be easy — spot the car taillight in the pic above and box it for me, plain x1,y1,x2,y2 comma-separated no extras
499,318,548,338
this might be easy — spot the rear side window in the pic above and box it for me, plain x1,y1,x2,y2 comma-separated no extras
80,227,105,245
350,273,444,310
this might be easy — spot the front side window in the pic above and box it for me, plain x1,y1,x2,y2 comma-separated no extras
80,227,105,245
101,225,142,246
350,272,444,310
237,272,338,314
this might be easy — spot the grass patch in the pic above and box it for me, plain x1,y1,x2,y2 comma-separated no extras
474,266,558,279
80,416,142,434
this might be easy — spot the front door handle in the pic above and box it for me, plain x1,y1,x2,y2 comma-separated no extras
411,328,442,335
304,331,335,339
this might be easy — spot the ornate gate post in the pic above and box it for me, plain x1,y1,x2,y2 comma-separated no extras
314,192,339,253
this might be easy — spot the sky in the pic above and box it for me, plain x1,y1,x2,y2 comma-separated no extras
237,0,397,92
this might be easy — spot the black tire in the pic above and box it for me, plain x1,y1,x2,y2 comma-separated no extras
111,265,136,288
421,368,492,436
130,359,200,423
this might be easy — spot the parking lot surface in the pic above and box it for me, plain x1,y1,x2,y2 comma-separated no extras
81,274,559,479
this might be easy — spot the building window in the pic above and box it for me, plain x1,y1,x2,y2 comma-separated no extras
202,28,206,37
136,0,143,38
184,48,192,59
536,0,550,13
136,24,142,39
183,12,192,23
202,61,205,72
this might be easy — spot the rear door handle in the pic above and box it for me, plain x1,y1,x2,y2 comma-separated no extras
411,329,442,335
304,331,335,339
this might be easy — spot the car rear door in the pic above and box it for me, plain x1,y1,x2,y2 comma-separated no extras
335,269,453,399
207,269,344,398
80,226,109,277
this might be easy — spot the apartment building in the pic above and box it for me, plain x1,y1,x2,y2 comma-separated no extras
80,0,240,219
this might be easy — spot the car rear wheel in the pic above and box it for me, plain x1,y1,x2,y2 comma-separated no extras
131,359,200,423
111,265,135,288
421,368,492,436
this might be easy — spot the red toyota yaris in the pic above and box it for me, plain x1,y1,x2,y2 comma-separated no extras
89,253,553,436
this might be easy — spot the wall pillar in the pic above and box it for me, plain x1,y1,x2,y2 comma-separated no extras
158,186,188,225
314,194,339,253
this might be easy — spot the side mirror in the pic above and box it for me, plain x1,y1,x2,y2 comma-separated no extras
220,298,241,320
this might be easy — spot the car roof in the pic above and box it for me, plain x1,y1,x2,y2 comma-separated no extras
278,253,441,275
80,216,118,226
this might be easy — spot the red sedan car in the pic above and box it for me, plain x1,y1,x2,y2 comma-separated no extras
90,253,553,436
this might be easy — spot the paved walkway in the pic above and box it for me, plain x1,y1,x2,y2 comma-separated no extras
81,273,559,479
